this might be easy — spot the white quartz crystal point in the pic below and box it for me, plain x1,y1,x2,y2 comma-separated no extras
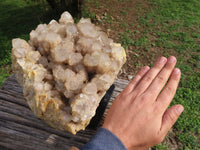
77,18,99,38
49,19,57,24
59,11,74,24
12,38,41,64
65,77,82,91
67,52,83,66
53,65,67,82
71,93,99,122
12,38,30,58
64,68,84,92
48,20,67,38
110,43,126,64
74,64,88,82
98,32,113,46
83,52,100,67
50,40,74,63
12,38,30,50
26,51,41,63
30,28,62,53
66,23,79,40
82,82,97,95
12,47,27,59
79,18,91,24
91,41,102,53
77,37,95,54
44,32,62,49
96,52,112,73
92,74,113,92
83,52,112,73
65,68,76,79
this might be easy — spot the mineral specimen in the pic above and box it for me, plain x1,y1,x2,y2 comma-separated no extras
12,11,126,134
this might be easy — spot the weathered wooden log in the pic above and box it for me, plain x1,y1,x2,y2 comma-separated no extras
0,75,129,150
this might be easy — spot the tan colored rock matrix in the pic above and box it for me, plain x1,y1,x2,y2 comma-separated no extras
12,11,126,134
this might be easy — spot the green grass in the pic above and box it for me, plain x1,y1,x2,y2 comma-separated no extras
0,67,11,87
119,29,135,49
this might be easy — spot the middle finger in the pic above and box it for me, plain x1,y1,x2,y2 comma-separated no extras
144,56,177,100
131,56,167,96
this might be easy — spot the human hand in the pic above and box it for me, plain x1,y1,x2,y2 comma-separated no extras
103,56,184,150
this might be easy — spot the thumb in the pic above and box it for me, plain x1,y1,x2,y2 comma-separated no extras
160,105,184,135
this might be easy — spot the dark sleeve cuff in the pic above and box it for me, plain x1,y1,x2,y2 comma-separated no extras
80,127,127,150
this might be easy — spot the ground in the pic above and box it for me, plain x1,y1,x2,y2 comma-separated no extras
0,0,200,149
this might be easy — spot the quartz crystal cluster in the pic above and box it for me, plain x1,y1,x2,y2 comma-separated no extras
12,11,126,134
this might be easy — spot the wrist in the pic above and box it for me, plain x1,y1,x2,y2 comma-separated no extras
102,125,149,150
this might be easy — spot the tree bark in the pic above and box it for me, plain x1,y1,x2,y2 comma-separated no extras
46,0,57,9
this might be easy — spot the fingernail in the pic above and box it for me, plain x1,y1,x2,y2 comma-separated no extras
174,68,180,75
143,66,150,72
168,56,176,63
158,57,166,64
176,106,184,115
